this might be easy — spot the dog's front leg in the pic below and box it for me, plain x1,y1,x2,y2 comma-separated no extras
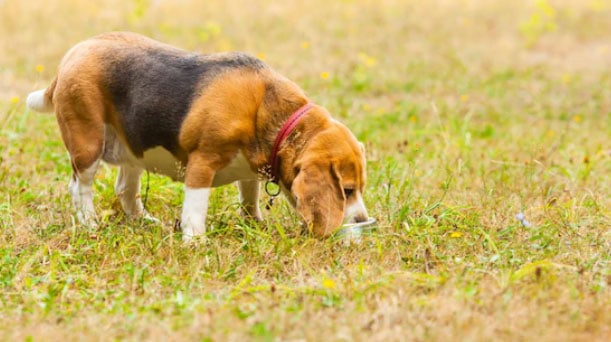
181,187,211,242
238,180,262,222
180,151,220,242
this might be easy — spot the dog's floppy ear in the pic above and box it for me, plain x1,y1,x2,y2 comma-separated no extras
291,163,345,237
358,141,366,154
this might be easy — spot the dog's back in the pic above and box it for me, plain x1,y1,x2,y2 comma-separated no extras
43,32,268,156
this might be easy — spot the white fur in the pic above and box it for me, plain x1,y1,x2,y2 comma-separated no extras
181,187,211,242
115,165,144,216
238,180,261,220
114,165,158,222
344,192,369,224
26,89,53,112
69,162,99,227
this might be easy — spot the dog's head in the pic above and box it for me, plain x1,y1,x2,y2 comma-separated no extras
282,116,369,237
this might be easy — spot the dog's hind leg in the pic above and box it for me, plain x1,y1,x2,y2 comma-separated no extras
114,165,159,222
115,165,144,217
68,160,100,227
54,87,105,227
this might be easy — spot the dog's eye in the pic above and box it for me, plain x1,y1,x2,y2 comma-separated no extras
343,188,354,198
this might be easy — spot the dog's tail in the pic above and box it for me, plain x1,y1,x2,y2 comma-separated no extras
26,78,56,113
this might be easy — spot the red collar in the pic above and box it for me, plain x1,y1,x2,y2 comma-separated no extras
268,102,314,184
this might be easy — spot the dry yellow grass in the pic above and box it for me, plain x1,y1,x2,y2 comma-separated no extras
1,0,610,340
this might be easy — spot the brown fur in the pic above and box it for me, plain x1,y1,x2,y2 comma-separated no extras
39,32,367,237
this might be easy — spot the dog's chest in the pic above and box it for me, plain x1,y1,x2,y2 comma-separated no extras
103,125,256,185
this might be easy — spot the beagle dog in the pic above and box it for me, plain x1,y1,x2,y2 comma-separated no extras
26,32,369,241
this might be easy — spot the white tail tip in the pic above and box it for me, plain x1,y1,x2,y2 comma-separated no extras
26,89,53,112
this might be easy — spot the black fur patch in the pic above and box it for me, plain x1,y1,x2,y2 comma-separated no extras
104,49,266,156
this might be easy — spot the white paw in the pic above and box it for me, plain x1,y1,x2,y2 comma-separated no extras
182,232,194,243
76,211,99,229
181,231,209,243
142,210,160,224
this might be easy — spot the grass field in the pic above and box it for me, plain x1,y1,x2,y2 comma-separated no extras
1,0,610,340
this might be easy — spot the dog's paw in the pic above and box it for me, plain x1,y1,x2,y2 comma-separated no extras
124,210,160,224
180,221,209,243
142,211,160,224
239,209,262,224
181,232,209,244
182,233,194,243
76,212,99,230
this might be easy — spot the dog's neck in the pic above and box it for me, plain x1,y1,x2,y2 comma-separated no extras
246,73,334,188
251,101,328,187
270,107,330,188
267,103,314,183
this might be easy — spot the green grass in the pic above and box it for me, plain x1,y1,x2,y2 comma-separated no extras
1,0,610,340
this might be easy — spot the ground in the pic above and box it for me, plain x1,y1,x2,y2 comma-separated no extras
0,0,609,340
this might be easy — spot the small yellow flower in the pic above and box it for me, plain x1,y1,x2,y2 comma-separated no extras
450,231,463,238
572,114,582,123
546,130,556,138
322,278,336,290
217,39,233,52
320,71,330,80
357,52,377,68
460,94,469,102
256,53,266,61
10,96,20,104
300,41,310,50
536,0,556,18
409,115,417,123
35,64,45,73
205,21,222,36
588,0,606,12
362,103,371,112
561,73,571,85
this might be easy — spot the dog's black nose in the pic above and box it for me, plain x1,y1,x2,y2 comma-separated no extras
353,213,369,223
